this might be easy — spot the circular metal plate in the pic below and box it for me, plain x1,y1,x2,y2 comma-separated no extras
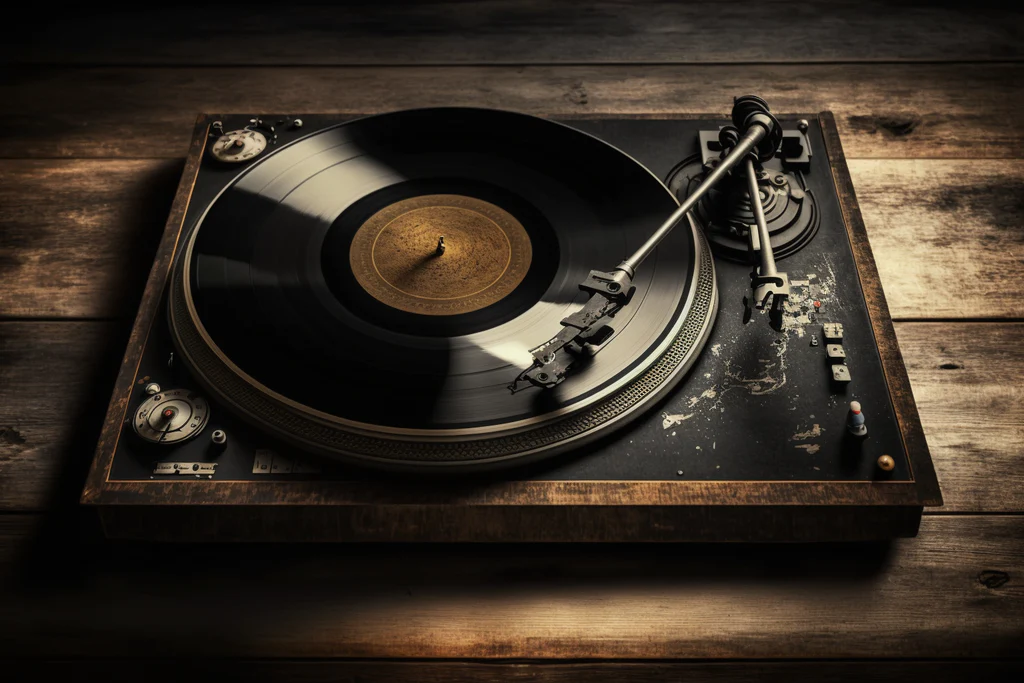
132,389,209,444
210,129,267,163
349,194,533,316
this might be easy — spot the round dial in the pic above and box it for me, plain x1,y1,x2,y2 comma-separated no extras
132,389,209,444
210,129,267,163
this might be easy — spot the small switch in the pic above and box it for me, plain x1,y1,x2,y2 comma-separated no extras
826,344,846,362
822,322,843,341
846,401,867,437
831,365,851,383
252,449,273,474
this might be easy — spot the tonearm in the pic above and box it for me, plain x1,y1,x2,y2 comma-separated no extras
509,95,787,393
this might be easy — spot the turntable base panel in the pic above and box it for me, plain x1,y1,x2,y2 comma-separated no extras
82,113,940,541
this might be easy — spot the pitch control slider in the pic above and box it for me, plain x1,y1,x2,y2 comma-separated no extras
510,95,783,392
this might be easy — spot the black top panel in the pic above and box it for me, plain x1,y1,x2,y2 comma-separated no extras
109,113,910,484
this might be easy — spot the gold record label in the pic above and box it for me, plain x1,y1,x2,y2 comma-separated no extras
348,194,533,316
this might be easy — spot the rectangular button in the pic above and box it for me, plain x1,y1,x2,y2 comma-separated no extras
253,449,274,474
831,365,852,382
822,322,844,341
826,344,846,361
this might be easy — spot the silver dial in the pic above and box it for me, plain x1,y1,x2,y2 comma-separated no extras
210,129,267,163
133,389,210,444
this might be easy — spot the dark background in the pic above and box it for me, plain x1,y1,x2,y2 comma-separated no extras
1,2,1022,680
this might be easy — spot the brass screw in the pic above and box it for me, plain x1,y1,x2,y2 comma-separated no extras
877,454,895,472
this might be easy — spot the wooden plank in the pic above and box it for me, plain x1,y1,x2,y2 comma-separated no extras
1,322,1021,513
1,2,1020,65
851,160,1024,320
0,322,130,512
8,659,1024,682
0,160,182,319
0,515,1020,658
896,323,1024,513
0,64,1021,159
2,159,1020,320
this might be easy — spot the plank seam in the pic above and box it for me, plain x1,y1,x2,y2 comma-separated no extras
4,59,1024,69
6,656,1024,663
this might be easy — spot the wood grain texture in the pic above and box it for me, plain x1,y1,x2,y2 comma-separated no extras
0,515,1020,658
0,159,182,319
2,159,1020,319
8,660,1024,682
896,323,1024,513
2,1,1020,65
1,64,1021,159
2,322,1021,513
0,322,130,513
852,160,1024,319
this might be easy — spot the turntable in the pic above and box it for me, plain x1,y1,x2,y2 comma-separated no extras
81,97,942,541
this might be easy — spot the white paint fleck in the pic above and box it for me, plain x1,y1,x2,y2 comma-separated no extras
722,334,789,396
711,343,722,357
662,413,694,429
791,424,823,440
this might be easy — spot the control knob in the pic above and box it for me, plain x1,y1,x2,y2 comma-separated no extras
132,389,210,444
209,128,268,163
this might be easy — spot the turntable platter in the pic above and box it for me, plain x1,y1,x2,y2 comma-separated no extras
169,108,717,469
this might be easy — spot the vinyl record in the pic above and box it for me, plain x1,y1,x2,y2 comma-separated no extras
168,108,717,469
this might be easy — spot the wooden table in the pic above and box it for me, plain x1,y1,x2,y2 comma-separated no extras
1,3,1021,678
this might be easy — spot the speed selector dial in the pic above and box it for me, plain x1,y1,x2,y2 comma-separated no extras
133,389,209,444
210,129,267,163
